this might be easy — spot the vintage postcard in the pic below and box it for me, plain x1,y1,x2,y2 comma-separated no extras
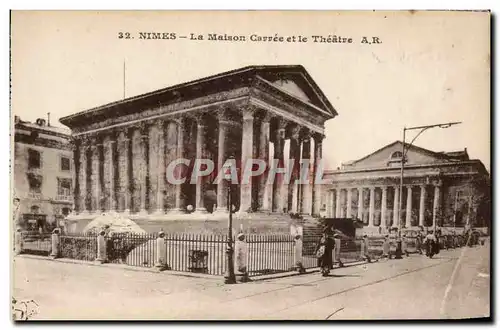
10,10,490,320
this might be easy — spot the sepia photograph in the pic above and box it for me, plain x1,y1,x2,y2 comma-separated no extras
9,10,491,320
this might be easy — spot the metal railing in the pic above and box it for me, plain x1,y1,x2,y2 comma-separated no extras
20,232,51,256
247,234,295,276
55,194,73,202
60,232,97,261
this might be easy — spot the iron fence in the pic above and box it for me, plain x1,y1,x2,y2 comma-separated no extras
246,234,295,276
60,232,97,261
20,231,51,256
107,233,157,267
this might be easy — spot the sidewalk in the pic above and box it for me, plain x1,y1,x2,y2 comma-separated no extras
13,247,481,320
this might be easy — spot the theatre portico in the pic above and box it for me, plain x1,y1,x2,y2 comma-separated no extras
59,65,337,233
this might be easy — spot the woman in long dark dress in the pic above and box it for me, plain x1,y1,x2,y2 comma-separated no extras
315,229,335,276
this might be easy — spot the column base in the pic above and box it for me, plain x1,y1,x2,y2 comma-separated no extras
121,209,131,216
152,209,165,216
137,209,149,216
193,208,208,214
168,208,186,215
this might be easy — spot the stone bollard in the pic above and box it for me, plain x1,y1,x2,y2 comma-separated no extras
95,230,107,264
294,234,306,273
234,233,250,282
50,228,61,259
333,235,343,267
14,228,23,255
155,230,167,271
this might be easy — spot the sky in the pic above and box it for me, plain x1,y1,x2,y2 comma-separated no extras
10,11,491,171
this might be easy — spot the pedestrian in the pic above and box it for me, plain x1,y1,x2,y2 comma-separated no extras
315,228,335,276
361,234,371,262
382,234,390,259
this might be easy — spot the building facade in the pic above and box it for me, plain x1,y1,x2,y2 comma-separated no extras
60,65,337,233
13,116,74,230
322,141,490,233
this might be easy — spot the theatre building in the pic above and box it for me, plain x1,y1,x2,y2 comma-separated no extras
59,65,337,233
322,141,491,234
13,116,74,230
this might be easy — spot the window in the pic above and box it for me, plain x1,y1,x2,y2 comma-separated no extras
28,149,41,169
27,173,42,193
60,156,71,171
390,151,403,159
58,178,72,197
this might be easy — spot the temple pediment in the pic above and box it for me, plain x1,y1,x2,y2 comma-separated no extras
343,141,469,169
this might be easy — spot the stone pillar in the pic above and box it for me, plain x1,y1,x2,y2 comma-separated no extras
432,182,441,228
235,234,250,282
405,186,413,228
194,117,207,213
381,186,388,227
294,233,305,273
419,185,426,227
272,120,286,213
154,120,166,215
300,135,312,215
215,113,230,214
357,188,363,220
14,229,23,255
239,107,254,214
288,126,301,213
121,131,131,215
171,118,186,213
50,229,60,259
107,134,118,212
335,188,341,217
312,134,324,216
346,188,353,218
393,186,400,227
259,113,272,212
368,187,375,227
155,231,167,270
139,125,149,215
78,140,89,214
91,139,102,213
95,231,107,263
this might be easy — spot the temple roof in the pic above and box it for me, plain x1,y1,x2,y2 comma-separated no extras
60,65,337,129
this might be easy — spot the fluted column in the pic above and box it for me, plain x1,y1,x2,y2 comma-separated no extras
107,134,118,212
289,126,301,213
121,131,131,214
346,188,353,218
405,186,413,228
312,134,324,216
381,186,387,227
335,188,341,217
368,187,375,227
215,112,230,214
419,185,426,227
138,124,149,215
432,182,441,228
194,117,207,214
78,139,89,214
171,118,186,213
239,107,255,214
300,135,312,215
357,188,363,220
91,139,102,213
272,119,286,213
153,120,166,215
393,186,400,227
258,113,272,212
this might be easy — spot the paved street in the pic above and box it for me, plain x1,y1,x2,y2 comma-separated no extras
12,242,490,320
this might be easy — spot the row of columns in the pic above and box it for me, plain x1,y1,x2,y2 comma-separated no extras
328,183,442,228
72,107,325,216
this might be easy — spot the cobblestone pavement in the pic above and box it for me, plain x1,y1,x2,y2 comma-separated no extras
12,243,489,320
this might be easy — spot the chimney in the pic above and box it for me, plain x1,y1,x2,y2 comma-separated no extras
14,116,20,124
47,112,51,126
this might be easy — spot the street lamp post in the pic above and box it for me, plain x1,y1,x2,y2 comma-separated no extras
224,156,236,284
395,121,461,259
